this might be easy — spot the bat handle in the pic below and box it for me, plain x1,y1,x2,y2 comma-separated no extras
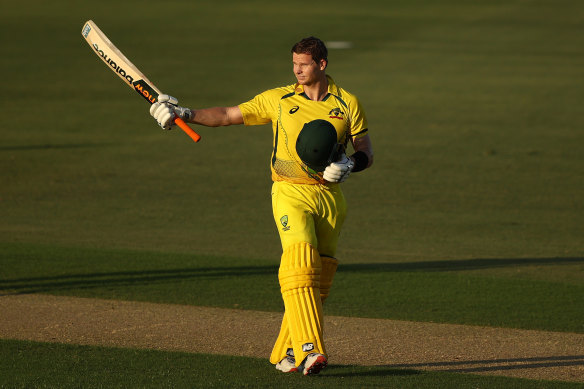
174,117,201,143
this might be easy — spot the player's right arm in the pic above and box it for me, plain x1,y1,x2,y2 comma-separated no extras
150,94,243,129
189,106,243,127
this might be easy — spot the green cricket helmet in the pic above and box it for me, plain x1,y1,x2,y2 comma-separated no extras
296,119,341,173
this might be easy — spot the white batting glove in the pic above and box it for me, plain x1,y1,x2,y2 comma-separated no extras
323,154,355,183
149,94,192,130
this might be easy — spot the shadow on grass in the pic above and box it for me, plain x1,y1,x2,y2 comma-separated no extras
0,265,277,295
388,355,584,374
339,257,584,273
1,256,581,295
324,364,421,377
322,355,584,378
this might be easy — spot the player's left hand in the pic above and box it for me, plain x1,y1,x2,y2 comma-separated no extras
323,154,355,183
150,94,192,130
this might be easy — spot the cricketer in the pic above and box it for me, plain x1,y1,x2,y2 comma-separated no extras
149,37,373,376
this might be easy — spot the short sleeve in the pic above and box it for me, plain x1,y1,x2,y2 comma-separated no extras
349,97,369,139
238,89,280,126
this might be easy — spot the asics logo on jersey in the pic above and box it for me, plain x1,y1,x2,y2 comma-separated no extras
289,106,300,114
329,107,344,120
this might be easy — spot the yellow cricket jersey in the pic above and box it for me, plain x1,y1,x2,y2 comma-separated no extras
238,75,369,185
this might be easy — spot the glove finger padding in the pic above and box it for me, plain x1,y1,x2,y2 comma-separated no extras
151,103,175,130
149,101,161,116
148,94,178,130
158,110,174,130
323,155,355,183
323,164,343,182
158,94,178,105
149,94,191,130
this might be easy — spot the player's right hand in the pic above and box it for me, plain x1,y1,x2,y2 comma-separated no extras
150,94,192,130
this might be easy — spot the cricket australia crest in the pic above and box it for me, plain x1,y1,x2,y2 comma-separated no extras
280,215,291,231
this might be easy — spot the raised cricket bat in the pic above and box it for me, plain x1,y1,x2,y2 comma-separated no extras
81,20,201,142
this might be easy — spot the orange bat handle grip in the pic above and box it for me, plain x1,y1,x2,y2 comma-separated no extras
174,117,201,143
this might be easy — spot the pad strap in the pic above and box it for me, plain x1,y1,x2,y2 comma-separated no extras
320,256,338,302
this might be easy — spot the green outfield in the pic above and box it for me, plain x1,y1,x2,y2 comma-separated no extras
1,0,583,387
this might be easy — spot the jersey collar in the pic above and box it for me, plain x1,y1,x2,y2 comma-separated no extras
294,75,339,101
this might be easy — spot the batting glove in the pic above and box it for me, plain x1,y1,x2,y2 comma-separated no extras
149,94,192,130
323,154,355,183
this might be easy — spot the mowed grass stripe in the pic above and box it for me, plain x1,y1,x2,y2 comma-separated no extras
1,243,582,333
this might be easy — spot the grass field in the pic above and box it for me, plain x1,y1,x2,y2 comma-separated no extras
2,339,582,389
1,0,583,387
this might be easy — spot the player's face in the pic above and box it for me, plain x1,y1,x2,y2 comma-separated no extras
293,53,326,86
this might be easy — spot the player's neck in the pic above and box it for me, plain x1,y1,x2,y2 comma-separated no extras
303,75,329,101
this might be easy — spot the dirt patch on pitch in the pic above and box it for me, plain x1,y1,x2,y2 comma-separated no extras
1,294,583,383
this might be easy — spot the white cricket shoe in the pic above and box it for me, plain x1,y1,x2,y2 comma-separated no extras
275,356,298,373
301,353,328,376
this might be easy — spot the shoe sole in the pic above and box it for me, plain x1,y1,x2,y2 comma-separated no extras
303,355,327,376
276,366,298,373
276,357,299,373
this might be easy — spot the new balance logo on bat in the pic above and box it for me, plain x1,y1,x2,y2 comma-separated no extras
133,80,158,104
92,43,134,84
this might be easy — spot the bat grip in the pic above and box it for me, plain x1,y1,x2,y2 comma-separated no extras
174,117,201,143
